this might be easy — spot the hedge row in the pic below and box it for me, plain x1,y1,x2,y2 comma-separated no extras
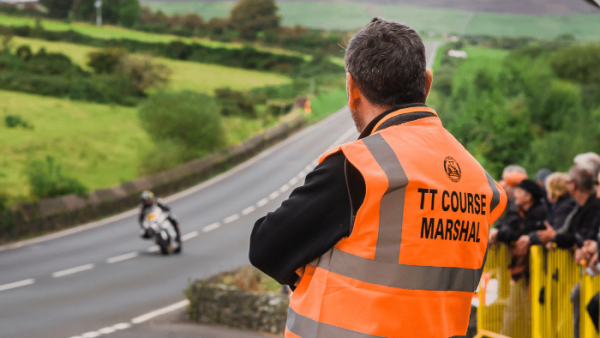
0,71,143,106
1,24,320,73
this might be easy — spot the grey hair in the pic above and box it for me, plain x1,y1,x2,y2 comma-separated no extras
502,164,527,179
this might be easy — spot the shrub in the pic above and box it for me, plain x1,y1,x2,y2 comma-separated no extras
26,156,88,199
4,115,33,129
87,48,127,74
214,88,256,118
550,44,600,85
137,139,190,175
15,45,32,61
116,55,171,93
138,91,225,153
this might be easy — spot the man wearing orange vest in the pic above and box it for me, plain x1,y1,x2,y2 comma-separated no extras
250,17,507,338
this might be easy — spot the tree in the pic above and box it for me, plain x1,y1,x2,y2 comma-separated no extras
40,0,74,19
230,0,280,40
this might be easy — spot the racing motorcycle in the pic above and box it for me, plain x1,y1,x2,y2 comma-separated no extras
141,205,181,255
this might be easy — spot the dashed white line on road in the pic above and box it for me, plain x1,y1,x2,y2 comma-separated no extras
203,222,221,232
223,214,240,224
112,323,131,330
147,245,160,253
131,299,190,324
279,184,290,193
289,177,298,185
107,252,138,264
97,326,116,334
269,191,280,200
0,278,34,292
181,230,199,241
68,323,130,338
242,206,256,215
52,264,94,278
256,198,269,207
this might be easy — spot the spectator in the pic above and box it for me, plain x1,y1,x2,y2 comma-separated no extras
495,179,547,245
574,152,600,177
530,173,577,245
499,178,546,336
490,171,528,244
503,164,528,178
535,168,552,188
535,167,553,209
538,165,600,249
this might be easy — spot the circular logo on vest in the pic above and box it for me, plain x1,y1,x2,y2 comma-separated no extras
444,156,461,183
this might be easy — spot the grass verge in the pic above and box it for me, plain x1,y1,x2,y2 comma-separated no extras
0,90,277,199
8,36,292,94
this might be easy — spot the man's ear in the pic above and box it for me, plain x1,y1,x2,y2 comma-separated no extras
347,72,361,110
425,68,433,100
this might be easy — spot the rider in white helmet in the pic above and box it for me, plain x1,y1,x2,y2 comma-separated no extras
138,191,181,242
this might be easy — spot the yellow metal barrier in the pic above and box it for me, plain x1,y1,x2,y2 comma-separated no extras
581,273,600,338
478,244,600,338
477,244,530,337
546,248,581,338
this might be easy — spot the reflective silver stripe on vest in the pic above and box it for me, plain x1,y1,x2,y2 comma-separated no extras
318,247,486,292
286,306,386,338
362,133,409,263
485,171,500,214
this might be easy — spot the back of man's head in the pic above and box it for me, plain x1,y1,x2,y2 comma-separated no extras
345,17,426,107
569,164,596,194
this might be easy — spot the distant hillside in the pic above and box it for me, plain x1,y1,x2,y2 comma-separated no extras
141,0,600,15
141,0,600,40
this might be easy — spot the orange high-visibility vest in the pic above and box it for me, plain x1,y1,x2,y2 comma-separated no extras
285,107,507,338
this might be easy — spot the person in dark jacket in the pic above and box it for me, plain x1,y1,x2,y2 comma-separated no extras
497,179,548,245
530,172,577,245
538,165,600,249
489,171,528,244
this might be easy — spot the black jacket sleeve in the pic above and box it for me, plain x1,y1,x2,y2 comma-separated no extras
249,152,352,286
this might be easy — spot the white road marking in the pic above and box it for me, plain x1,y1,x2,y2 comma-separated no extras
223,214,240,224
269,191,280,200
242,206,256,215
112,323,131,330
131,299,190,324
52,264,94,278
279,184,290,193
289,177,298,185
81,332,100,338
202,222,221,232
107,252,138,264
256,198,269,207
97,327,116,334
181,231,199,241
147,245,160,253
305,164,313,171
297,172,304,179
0,278,34,292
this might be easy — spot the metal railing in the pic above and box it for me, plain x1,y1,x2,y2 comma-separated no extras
477,244,600,338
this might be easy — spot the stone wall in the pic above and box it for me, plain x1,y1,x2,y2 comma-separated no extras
186,281,289,334
0,115,306,243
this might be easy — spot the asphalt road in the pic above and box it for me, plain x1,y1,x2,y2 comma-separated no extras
0,41,439,338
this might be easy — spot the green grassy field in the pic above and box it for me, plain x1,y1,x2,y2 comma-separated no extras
0,14,305,57
9,36,292,93
0,90,277,199
144,1,600,40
